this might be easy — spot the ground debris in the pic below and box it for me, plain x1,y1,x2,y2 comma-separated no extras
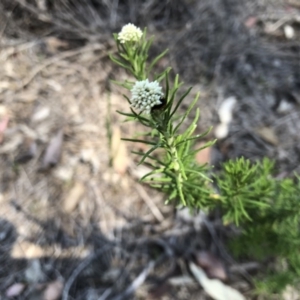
5,283,26,298
41,129,64,169
63,181,85,213
43,280,64,300
190,262,245,300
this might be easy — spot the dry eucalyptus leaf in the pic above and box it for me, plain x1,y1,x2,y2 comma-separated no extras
214,123,229,139
16,91,38,103
218,96,237,124
256,127,279,146
42,130,63,169
43,280,64,300
63,182,85,213
6,283,26,298
284,25,295,39
196,251,228,281
189,262,245,300
111,126,129,175
32,107,50,122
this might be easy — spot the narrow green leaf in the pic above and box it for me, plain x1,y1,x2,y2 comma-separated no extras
176,129,212,148
170,87,193,119
129,110,152,127
174,92,200,134
116,110,136,118
140,168,165,181
165,70,170,101
110,80,132,90
177,179,186,206
138,144,161,165
182,109,200,138
154,67,172,83
121,138,157,145
177,159,187,180
131,151,166,166
183,181,212,193
185,168,213,182
143,177,172,183
183,140,216,159
109,55,131,71
119,52,130,61
147,49,169,76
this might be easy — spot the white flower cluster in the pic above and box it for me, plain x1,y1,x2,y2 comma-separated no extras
131,79,163,114
118,23,143,44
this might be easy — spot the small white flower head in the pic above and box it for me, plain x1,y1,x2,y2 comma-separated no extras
131,79,164,114
118,23,143,44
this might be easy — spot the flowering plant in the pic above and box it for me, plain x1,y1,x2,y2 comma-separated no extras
109,24,300,297
130,79,163,114
110,24,215,208
117,23,142,44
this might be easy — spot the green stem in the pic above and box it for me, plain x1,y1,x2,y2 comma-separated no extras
164,134,186,205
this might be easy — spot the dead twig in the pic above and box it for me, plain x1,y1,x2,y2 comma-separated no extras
62,245,113,300
111,260,155,300
13,0,92,37
135,184,164,222
19,43,106,90
0,41,39,61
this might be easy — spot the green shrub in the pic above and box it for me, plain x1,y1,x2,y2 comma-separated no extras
110,24,300,296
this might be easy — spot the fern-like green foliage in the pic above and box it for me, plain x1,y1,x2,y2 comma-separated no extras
219,158,300,294
215,158,275,225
